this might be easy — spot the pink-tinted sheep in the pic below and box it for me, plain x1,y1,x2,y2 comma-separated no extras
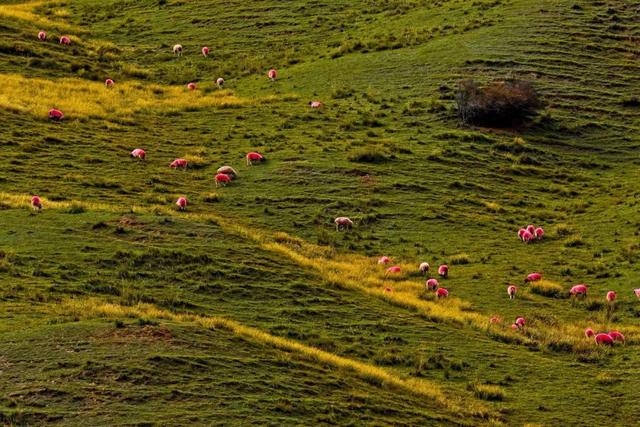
215,173,231,187
131,148,146,160
534,227,544,239
246,152,264,166
175,197,188,210
489,315,502,324
584,327,594,338
608,330,625,343
436,288,449,298
170,159,188,169
635,288,640,299
570,284,588,297
606,291,616,303
524,272,542,283
31,196,42,210
518,228,526,240
426,278,439,291
48,109,64,121
515,317,526,328
507,285,517,299
268,69,277,81
187,82,197,91
59,36,71,45
386,266,401,274
522,230,534,242
202,46,209,56
216,77,224,88
38,31,46,41
594,333,614,346
105,78,114,88
438,264,449,278
309,101,323,109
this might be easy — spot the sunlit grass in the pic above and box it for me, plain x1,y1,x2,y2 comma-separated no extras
0,1,78,32
1,190,635,358
57,297,493,419
0,73,248,119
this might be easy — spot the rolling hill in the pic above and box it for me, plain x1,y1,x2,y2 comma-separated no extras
0,0,639,425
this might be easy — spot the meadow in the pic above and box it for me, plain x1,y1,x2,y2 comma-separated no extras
0,0,639,425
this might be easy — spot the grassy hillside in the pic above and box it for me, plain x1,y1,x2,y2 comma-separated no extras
0,0,639,425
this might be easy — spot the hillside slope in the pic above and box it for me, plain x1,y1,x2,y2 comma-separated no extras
0,0,639,425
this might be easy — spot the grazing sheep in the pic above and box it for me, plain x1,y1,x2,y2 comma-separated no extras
309,101,323,109
426,278,439,290
334,216,353,231
534,227,545,239
245,152,264,166
173,44,183,56
176,197,188,210
522,230,534,242
170,159,188,169
436,288,449,298
518,228,526,240
202,46,209,56
131,148,146,160
584,327,594,338
438,264,449,278
31,196,42,210
606,291,616,302
635,288,640,299
515,317,526,328
215,173,231,187
419,262,430,274
216,166,238,178
48,108,64,121
59,36,71,45
378,256,391,265
526,224,535,235
383,287,393,293
216,77,224,88
524,272,542,283
570,284,588,297
268,68,277,81
187,82,197,90
594,333,614,346
608,330,625,343
507,285,517,299
38,31,46,41
511,323,519,331
386,266,401,274
105,78,114,88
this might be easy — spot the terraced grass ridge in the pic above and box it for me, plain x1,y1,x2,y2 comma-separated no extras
0,0,639,425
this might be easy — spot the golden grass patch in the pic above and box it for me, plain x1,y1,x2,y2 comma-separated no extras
0,1,78,32
0,73,246,119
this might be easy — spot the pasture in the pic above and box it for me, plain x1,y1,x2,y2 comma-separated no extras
0,0,639,425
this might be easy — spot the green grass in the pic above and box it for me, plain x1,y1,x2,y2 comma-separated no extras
1,0,640,425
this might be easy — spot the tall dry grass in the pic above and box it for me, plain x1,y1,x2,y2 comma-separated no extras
0,74,246,119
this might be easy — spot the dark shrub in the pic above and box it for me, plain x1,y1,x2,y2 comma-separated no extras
455,79,543,127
